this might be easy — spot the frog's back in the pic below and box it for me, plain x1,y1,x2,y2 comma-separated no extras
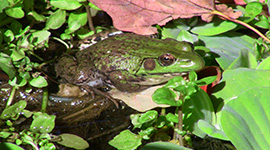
78,34,155,73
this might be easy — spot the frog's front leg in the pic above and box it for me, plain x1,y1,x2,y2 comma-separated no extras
108,70,149,92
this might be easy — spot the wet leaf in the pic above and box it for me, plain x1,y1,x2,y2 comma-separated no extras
30,112,55,133
0,100,27,120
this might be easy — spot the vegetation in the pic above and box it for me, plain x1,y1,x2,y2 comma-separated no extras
0,0,270,150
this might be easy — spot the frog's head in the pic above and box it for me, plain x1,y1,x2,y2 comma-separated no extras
135,41,205,85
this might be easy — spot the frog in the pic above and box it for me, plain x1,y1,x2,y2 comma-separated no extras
55,33,205,95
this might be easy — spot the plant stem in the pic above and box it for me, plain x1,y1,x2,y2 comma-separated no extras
178,105,184,146
6,86,16,108
41,87,48,113
85,4,95,33
212,10,270,43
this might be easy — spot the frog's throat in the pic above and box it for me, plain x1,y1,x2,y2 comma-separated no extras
137,72,188,85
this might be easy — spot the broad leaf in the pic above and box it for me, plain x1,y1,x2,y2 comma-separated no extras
199,32,255,70
183,88,215,138
221,87,270,150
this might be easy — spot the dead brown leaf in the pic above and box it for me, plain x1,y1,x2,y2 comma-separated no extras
215,4,242,20
90,0,215,35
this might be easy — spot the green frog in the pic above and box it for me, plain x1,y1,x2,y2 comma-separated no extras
55,33,204,93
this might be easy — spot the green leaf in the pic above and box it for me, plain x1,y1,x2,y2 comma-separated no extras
0,0,9,13
29,30,51,46
75,28,94,39
165,76,185,89
176,30,194,43
183,88,214,138
67,12,87,33
5,6,25,19
221,87,270,150
152,87,181,106
188,71,197,82
139,127,155,140
28,11,46,22
45,9,66,30
197,120,228,140
29,76,48,88
139,110,158,124
141,142,192,150
57,133,89,149
213,68,270,103
50,0,82,10
191,20,237,36
227,49,257,69
10,49,25,61
0,131,12,138
109,130,142,150
196,76,217,86
257,56,270,70
30,112,55,133
254,15,269,29
0,143,24,150
165,113,178,123
88,2,101,10
1,100,27,120
199,32,255,70
3,29,14,42
130,114,142,129
0,53,16,79
8,76,27,87
246,2,263,17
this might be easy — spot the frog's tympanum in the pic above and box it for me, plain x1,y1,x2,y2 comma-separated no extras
55,33,204,93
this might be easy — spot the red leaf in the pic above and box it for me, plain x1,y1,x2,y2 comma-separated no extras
90,0,215,35
197,66,221,95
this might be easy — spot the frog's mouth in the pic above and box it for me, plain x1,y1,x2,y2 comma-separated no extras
137,72,188,85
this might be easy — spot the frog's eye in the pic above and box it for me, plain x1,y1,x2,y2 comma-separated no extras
158,53,175,66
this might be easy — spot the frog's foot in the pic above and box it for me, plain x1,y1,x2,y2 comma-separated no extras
82,85,119,108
